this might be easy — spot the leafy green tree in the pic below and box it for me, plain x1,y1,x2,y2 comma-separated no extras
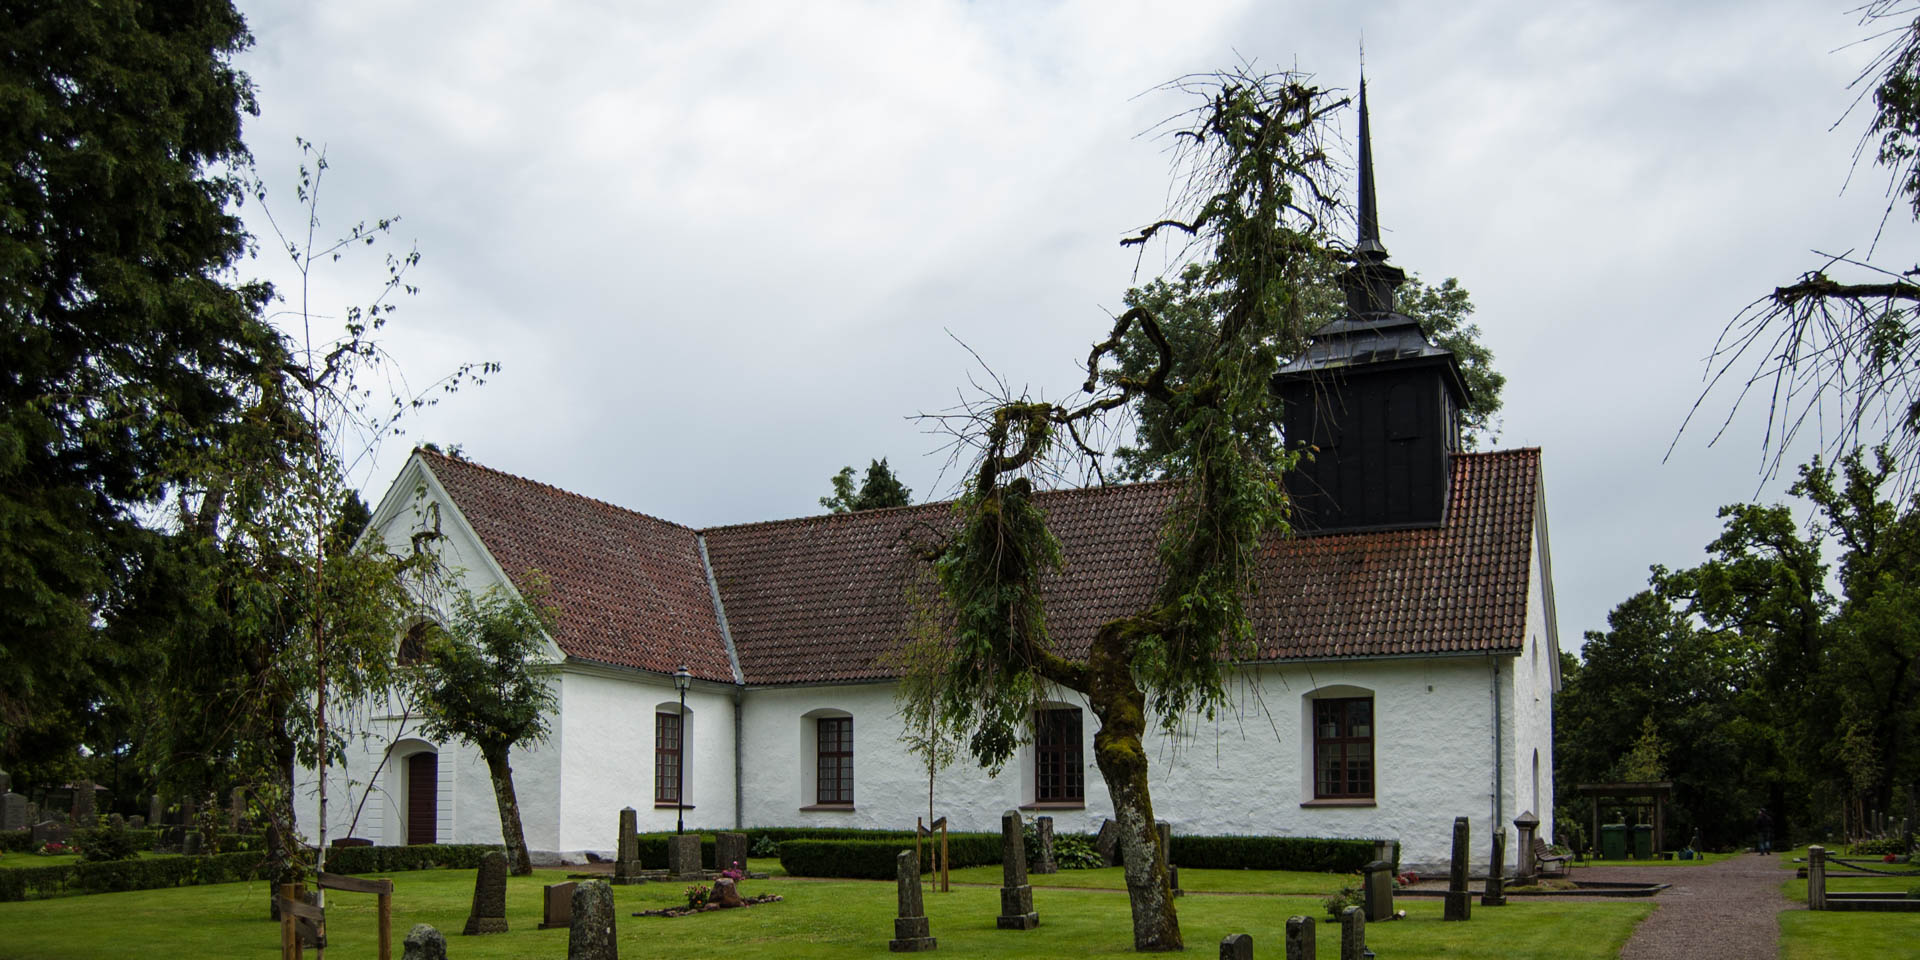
913,70,1342,951
0,0,277,766
820,458,913,512
1110,263,1504,480
408,585,558,876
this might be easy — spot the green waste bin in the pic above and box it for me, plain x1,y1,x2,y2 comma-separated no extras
1600,823,1628,860
1632,824,1654,859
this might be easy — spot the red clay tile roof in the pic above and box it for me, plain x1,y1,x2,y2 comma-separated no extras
419,449,737,683
417,447,1542,686
704,449,1543,684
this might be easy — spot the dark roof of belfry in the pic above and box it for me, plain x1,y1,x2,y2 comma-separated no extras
417,447,1543,687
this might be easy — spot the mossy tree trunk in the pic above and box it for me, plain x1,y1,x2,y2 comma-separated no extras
481,743,533,876
1084,622,1180,951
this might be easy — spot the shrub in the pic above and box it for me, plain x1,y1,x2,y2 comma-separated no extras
1,830,37,853
749,835,780,858
1168,835,1392,873
1052,834,1104,869
778,834,1001,879
1322,884,1363,919
75,825,139,863
1845,836,1912,857
321,843,500,874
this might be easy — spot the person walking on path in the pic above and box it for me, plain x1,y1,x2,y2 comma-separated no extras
1756,807,1773,855
1607,852,1795,960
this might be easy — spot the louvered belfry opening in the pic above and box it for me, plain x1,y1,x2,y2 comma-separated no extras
1272,76,1469,535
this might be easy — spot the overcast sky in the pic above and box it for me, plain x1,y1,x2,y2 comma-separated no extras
232,1,1907,654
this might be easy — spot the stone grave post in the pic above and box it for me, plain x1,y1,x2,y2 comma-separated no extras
1032,816,1057,874
1219,932,1253,960
71,779,95,825
148,794,162,826
1095,818,1120,866
462,850,509,934
1512,810,1539,881
889,849,936,951
1156,820,1173,867
1481,827,1508,906
1362,858,1394,921
713,876,745,907
612,807,643,884
182,829,202,856
1170,864,1183,898
996,809,1039,929
1807,845,1826,911
1443,816,1472,921
569,879,617,960
540,881,577,930
402,923,448,960
1,792,26,831
1284,915,1315,960
667,833,702,880
716,831,749,874
1340,905,1369,960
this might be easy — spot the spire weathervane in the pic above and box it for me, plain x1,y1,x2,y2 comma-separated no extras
1355,73,1386,257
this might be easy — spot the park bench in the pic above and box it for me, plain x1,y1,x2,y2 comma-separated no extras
1532,837,1571,877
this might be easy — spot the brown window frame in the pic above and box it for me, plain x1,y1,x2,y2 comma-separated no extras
655,711,683,805
1035,708,1084,803
1313,697,1374,800
815,717,854,805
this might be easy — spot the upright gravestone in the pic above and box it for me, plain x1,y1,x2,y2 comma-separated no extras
71,779,95,825
108,813,125,831
148,794,163,827
996,809,1039,929
182,830,203,856
1155,821,1173,868
1443,816,1472,921
1284,915,1316,960
612,808,643,884
716,831,749,875
667,833,702,880
569,879,618,960
30,820,65,847
1219,933,1253,960
1362,858,1394,921
713,876,745,908
1095,819,1120,866
1170,864,1183,898
463,850,509,934
889,849,936,952
1512,810,1540,882
1340,905,1368,960
1481,827,1508,907
540,881,577,930
127,815,144,829
1,792,26,831
1808,845,1827,911
1031,816,1057,874
229,787,246,832
402,924,448,960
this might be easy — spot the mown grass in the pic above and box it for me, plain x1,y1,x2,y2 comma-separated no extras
942,864,1356,895
1774,844,1920,959
0,865,1650,960
1571,851,1734,868
0,852,84,870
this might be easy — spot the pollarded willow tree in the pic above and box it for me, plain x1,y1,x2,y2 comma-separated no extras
908,70,1347,952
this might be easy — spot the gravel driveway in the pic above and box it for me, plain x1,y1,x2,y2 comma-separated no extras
1595,853,1795,960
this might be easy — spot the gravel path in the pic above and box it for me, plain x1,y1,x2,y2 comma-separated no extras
1598,854,1795,960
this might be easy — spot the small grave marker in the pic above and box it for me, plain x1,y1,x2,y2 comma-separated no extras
1443,816,1472,921
0,793,26,831
613,807,643,884
1284,915,1315,960
995,809,1039,930
541,881,578,929
1512,811,1539,882
1362,858,1394,921
666,833,702,879
1095,819,1120,866
716,831,749,875
1219,932,1253,960
1481,827,1508,906
1032,816,1057,874
889,849,936,952
569,879,618,960
1340,905,1370,960
401,924,447,960
462,850,509,934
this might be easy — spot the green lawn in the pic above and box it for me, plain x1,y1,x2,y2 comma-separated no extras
1570,851,1734,868
1774,845,1920,959
0,866,1650,960
0,853,83,869
943,864,1357,895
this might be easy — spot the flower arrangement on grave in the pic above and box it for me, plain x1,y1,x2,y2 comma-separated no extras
721,861,745,883
684,884,711,909
1394,871,1419,887
36,840,69,856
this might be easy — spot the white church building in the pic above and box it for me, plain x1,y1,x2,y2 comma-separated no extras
296,92,1560,872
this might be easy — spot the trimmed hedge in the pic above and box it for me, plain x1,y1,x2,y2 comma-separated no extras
1167,835,1397,873
1,830,33,853
778,834,1002,879
0,851,272,902
321,843,501,874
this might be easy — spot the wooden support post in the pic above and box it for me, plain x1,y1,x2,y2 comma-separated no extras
377,883,391,960
1808,845,1826,911
939,820,950,893
280,882,298,960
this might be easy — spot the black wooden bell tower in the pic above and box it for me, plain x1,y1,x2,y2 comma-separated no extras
1273,78,1471,534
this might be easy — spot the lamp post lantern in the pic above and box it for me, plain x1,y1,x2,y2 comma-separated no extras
674,665,691,835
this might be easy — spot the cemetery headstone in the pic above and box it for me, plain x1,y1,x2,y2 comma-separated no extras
1170,864,1183,898
716,831,749,875
1362,858,1394,921
667,833,702,880
1156,821,1173,868
402,923,448,960
569,879,618,960
1511,810,1539,881
1481,827,1508,907
1095,818,1120,866
1032,816,1056,874
1808,845,1826,911
70,779,95,825
148,794,162,826
462,850,510,934
108,813,125,830
230,787,246,832
1219,933,1253,960
995,809,1039,930
540,881,578,929
183,829,202,856
127,814,144,829
1340,905,1368,960
1284,915,1316,960
889,849,936,952
30,820,65,847
613,807,643,884
1,792,26,831
713,876,745,908
1443,816,1471,921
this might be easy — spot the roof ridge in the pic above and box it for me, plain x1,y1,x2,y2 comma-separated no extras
416,446,698,534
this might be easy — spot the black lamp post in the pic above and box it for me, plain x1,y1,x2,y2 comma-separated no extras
673,664,691,835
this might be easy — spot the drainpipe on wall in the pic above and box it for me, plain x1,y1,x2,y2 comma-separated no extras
1490,656,1504,843
733,683,745,830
